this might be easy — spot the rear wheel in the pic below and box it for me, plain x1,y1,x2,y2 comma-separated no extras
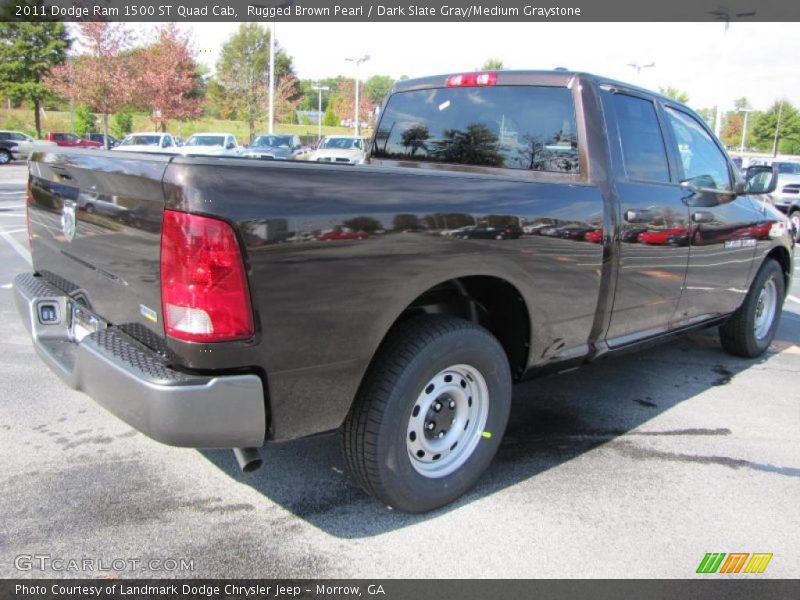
341,315,512,513
0,149,11,165
720,258,785,357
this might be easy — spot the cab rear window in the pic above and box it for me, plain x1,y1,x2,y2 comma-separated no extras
372,85,579,173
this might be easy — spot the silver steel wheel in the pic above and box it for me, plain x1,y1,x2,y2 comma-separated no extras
406,364,489,478
753,278,778,341
0,151,10,165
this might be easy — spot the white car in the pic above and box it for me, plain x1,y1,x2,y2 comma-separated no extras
309,136,367,165
0,130,56,160
180,133,240,157
113,132,179,153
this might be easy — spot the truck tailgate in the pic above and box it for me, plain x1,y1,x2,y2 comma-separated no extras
27,150,171,347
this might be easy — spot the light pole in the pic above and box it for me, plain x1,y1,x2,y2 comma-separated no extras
268,22,275,134
311,84,329,142
772,100,784,158
709,7,757,137
738,107,753,154
345,54,370,136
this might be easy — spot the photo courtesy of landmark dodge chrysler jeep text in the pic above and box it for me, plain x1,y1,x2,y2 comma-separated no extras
14,71,792,512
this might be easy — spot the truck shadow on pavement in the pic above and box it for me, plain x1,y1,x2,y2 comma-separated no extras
200,314,800,539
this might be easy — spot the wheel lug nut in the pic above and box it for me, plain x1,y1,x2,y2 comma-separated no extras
434,403,442,412
437,431,445,438
448,400,455,409
426,421,435,431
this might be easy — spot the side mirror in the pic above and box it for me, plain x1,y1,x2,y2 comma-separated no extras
743,165,777,195
226,142,235,149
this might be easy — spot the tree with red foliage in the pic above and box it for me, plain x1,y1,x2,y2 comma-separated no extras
329,78,376,128
133,24,204,131
47,23,135,148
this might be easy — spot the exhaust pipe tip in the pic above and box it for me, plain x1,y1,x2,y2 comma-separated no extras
233,447,263,473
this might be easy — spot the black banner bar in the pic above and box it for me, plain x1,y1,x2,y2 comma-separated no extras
2,579,799,600
3,0,800,22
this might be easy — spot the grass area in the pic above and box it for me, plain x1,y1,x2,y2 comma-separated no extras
0,108,370,142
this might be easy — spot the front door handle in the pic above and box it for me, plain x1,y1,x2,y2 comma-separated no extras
691,211,716,223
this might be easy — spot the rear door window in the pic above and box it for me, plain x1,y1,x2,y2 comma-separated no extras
373,85,579,173
612,94,671,183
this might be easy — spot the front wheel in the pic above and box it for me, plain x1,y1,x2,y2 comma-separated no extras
720,258,785,358
341,316,512,513
789,211,800,242
0,150,11,165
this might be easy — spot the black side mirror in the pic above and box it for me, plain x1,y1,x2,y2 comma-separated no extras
743,165,778,195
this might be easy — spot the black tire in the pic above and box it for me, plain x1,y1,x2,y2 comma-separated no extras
720,258,785,358
341,315,512,513
0,150,11,165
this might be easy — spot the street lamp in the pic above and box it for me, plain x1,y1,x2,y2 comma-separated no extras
345,54,370,136
738,107,753,154
311,84,330,143
268,22,275,134
626,61,654,81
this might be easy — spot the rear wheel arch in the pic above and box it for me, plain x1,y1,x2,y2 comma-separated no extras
378,275,532,380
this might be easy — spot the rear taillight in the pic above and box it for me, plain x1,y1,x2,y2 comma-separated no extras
160,210,253,342
445,72,498,87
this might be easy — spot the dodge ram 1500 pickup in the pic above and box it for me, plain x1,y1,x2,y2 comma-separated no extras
15,70,792,512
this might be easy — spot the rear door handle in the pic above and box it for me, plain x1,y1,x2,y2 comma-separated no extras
624,209,653,223
691,211,715,223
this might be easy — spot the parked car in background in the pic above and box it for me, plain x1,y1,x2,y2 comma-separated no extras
0,138,18,164
85,133,120,148
584,228,604,243
309,136,367,164
317,228,368,241
456,223,523,240
765,161,800,240
113,132,179,153
46,132,102,148
180,133,240,157
241,134,303,160
0,130,56,160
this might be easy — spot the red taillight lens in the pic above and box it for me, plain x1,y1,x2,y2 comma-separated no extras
445,72,498,87
160,210,253,342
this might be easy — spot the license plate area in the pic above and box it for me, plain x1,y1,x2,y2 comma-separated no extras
68,302,107,342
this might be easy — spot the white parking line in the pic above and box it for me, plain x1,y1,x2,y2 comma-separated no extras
0,231,32,265
0,213,25,218
787,294,800,305
0,204,25,209
0,228,26,234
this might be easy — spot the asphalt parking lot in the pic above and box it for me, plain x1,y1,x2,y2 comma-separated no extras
0,161,798,578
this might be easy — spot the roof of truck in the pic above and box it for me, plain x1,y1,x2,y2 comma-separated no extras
392,69,679,105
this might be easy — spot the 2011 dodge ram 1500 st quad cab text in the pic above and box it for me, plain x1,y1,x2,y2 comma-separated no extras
14,71,792,513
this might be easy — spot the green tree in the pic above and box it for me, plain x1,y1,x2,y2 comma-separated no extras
322,102,338,127
733,97,751,111
215,24,296,142
658,86,690,104
73,104,95,136
0,18,72,138
111,111,133,138
480,58,505,70
751,100,800,156
364,75,394,105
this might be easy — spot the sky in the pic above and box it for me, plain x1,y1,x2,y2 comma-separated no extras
141,21,799,111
